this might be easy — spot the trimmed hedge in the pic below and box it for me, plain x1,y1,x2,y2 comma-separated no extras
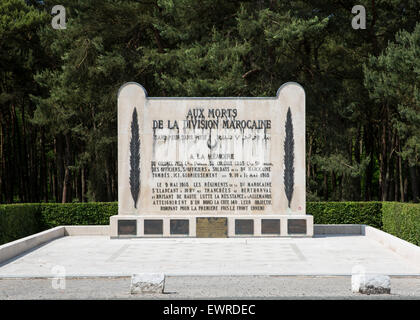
382,202,420,246
0,201,419,246
39,203,117,229
0,202,117,245
307,201,383,228
0,204,41,245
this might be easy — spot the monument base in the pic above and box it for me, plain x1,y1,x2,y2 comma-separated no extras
109,215,313,238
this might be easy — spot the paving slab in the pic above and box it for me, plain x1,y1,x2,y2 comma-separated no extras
0,276,420,299
0,235,419,277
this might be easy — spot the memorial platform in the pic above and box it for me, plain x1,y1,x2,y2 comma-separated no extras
110,214,313,238
1,225,419,278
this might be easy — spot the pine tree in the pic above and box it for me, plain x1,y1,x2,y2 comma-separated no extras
364,23,420,202
0,0,49,202
2,0,419,203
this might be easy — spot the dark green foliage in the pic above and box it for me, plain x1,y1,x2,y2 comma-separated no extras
5,202,420,246
0,204,41,245
1,0,420,204
364,24,420,202
365,24,420,168
129,108,140,208
39,203,117,229
382,202,420,246
0,203,117,244
1,202,420,246
307,202,383,228
0,0,50,204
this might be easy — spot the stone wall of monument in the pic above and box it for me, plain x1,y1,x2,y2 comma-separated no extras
117,82,306,216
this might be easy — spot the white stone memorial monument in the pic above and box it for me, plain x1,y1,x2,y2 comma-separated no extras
110,82,313,237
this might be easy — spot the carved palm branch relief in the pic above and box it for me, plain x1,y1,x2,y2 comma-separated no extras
284,107,294,209
130,108,140,208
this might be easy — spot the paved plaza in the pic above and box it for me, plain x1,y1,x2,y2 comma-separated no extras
1,235,419,278
1,276,420,299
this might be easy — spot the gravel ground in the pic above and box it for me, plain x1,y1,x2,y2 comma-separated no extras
1,276,420,299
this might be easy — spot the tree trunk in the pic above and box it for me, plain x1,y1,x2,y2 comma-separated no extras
105,161,112,201
364,124,374,200
398,138,404,202
0,117,4,203
351,125,361,200
61,134,72,203
409,165,419,203
40,130,48,202
49,163,54,202
55,136,65,202
323,172,329,201
21,101,31,202
379,113,388,201
331,171,336,199
307,134,313,179
81,167,86,202
11,104,24,202
403,161,409,202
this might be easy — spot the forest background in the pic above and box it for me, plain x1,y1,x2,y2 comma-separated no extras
1,0,419,204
